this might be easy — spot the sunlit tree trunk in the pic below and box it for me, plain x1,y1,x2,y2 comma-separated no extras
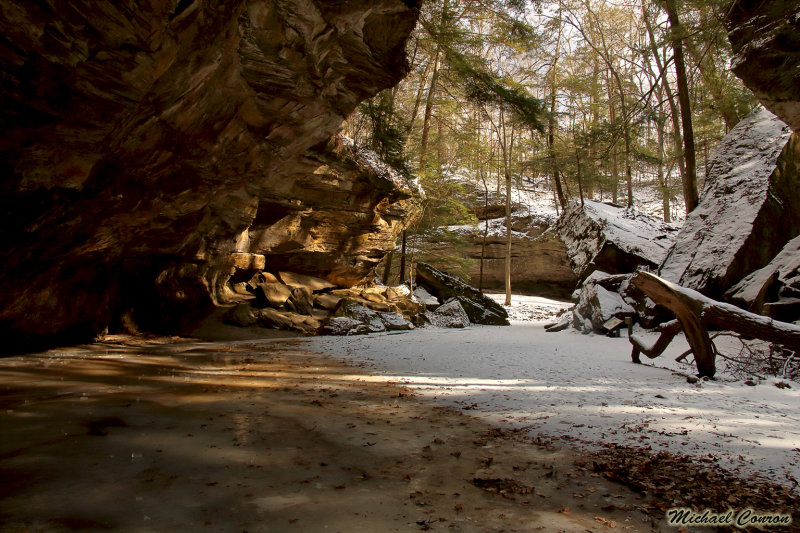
419,48,440,170
548,25,567,209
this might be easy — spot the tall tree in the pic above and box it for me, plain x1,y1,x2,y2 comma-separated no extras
662,0,699,213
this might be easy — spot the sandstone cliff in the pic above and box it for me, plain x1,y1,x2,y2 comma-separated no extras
0,0,419,352
727,0,800,131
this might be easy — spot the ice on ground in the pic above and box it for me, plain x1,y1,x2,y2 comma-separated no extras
306,295,800,493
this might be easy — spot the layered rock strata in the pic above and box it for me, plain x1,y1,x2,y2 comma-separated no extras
243,135,422,287
423,213,576,299
0,0,419,352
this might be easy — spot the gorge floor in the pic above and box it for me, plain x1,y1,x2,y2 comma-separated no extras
0,335,665,532
1,333,798,532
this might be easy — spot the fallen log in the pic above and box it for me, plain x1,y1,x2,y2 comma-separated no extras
630,319,681,364
629,272,800,377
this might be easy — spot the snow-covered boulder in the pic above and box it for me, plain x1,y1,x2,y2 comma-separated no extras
725,234,800,321
571,272,636,333
377,311,415,331
659,107,800,298
413,286,440,309
322,316,370,336
426,299,470,328
556,199,679,282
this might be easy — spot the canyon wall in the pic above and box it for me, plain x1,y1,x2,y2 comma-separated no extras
0,0,420,352
727,0,800,131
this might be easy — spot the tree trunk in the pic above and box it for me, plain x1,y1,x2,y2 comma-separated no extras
404,59,433,149
419,48,441,170
607,65,633,208
548,32,567,209
499,108,512,306
505,166,512,306
399,230,407,285
663,0,699,213
656,84,671,223
479,171,489,292
643,3,687,185
607,72,619,205
381,251,394,285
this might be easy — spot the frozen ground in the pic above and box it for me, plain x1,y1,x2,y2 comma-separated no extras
305,295,800,493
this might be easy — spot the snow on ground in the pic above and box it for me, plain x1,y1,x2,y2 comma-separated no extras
484,293,573,322
305,297,800,493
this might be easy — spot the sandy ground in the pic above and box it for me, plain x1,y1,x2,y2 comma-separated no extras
0,335,663,532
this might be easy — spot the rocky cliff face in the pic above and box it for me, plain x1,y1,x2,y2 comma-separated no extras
0,0,420,352
727,0,800,131
244,134,421,287
422,212,576,299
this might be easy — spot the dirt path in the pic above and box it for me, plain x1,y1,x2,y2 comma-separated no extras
0,335,667,532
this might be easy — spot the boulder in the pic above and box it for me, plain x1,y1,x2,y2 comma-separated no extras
322,317,370,336
726,0,800,131
726,235,800,321
572,283,635,333
257,308,320,334
231,283,251,296
360,288,386,303
254,283,292,308
290,287,314,316
659,108,800,298
413,286,441,309
426,299,471,329
556,199,678,281
225,304,258,327
246,272,279,292
415,262,509,325
334,300,386,333
314,293,343,311
377,312,414,331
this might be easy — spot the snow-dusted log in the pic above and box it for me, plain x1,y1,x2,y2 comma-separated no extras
630,319,681,364
630,272,800,377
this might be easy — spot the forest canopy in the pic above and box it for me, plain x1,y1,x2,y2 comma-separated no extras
344,0,756,231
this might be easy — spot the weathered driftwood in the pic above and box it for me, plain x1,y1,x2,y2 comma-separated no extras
629,272,800,377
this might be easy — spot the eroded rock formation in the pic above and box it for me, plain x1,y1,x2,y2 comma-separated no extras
0,0,420,352
243,135,421,287
727,0,800,131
